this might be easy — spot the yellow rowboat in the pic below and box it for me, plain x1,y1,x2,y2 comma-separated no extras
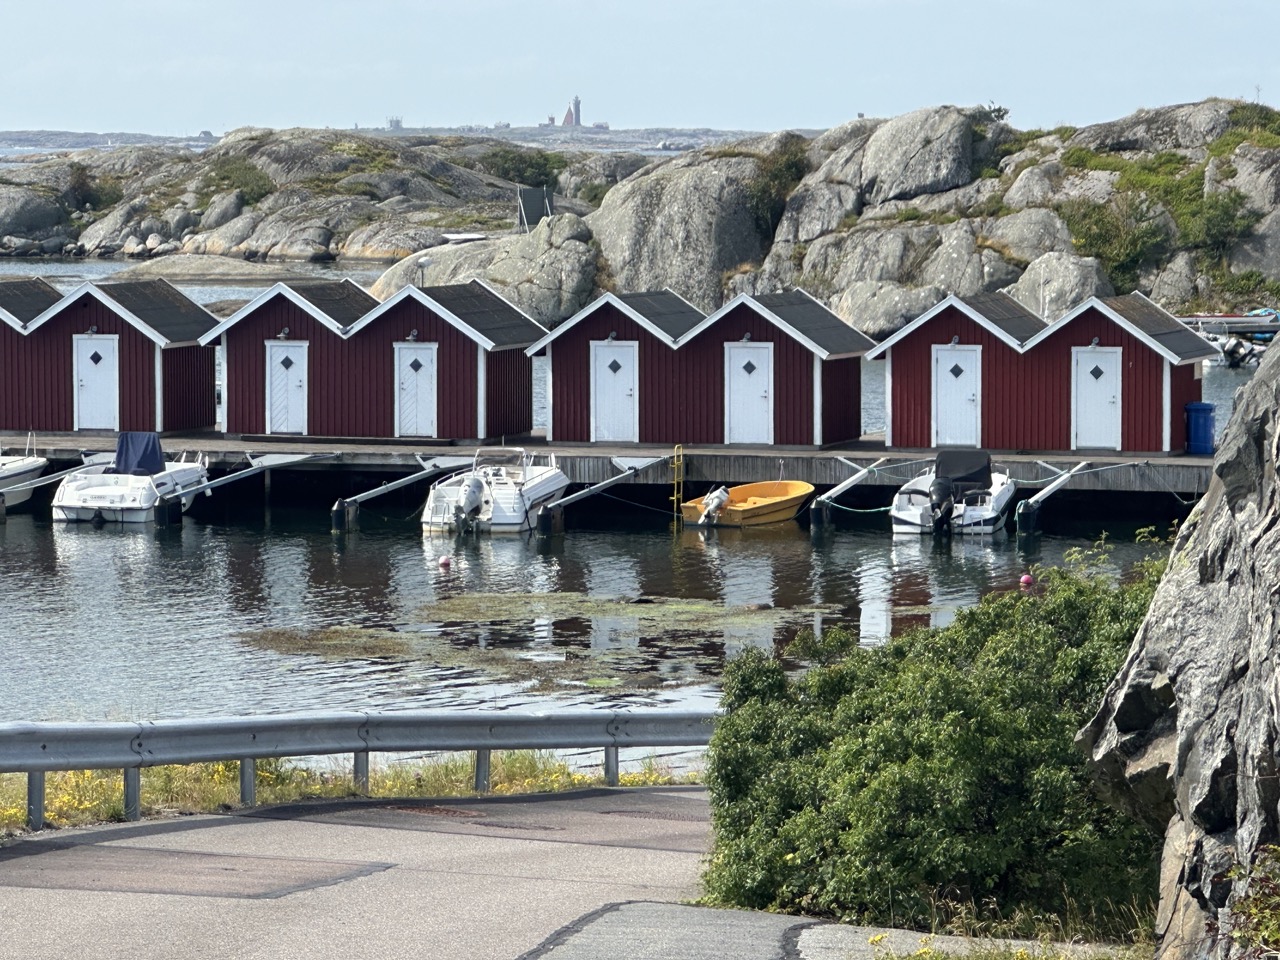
680,480,815,527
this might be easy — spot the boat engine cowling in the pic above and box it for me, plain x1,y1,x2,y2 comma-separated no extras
928,477,955,535
699,486,730,525
455,476,487,530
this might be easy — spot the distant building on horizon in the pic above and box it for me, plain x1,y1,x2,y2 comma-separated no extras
560,96,582,127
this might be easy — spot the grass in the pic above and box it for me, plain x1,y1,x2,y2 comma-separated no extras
0,751,699,838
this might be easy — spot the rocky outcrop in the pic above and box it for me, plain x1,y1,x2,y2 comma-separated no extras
861,107,975,205
370,214,597,327
586,152,764,311
1003,251,1114,319
1079,345,1280,960
557,153,650,201
0,186,64,239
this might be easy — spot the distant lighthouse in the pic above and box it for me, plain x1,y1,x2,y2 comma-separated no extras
572,95,581,126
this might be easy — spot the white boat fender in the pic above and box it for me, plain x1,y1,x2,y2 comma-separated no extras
699,486,730,524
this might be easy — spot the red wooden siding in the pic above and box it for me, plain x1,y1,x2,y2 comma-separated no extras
224,296,494,438
1,293,156,432
1170,363,1201,452
821,356,861,445
162,345,217,432
485,347,533,439
1033,309,1166,451
887,307,1027,449
550,303,700,443
887,304,1192,452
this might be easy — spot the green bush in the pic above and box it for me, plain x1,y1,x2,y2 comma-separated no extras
63,162,123,211
703,543,1164,938
1221,845,1280,956
478,147,567,190
204,156,275,205
746,133,811,245
1058,194,1168,292
578,181,612,207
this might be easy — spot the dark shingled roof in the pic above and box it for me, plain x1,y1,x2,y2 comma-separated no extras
957,292,1046,343
0,277,63,324
752,290,875,356
1100,293,1219,362
616,291,705,340
96,280,217,343
287,280,378,327
422,280,545,348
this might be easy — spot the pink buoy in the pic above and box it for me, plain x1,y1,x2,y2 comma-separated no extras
1020,574,1034,586
438,556,452,569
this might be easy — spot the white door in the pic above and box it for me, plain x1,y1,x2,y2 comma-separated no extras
725,342,774,444
74,334,120,430
395,343,438,438
932,344,981,447
590,340,639,442
265,341,308,435
1073,346,1122,450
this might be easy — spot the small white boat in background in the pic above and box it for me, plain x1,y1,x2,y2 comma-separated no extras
890,450,1016,536
0,438,48,510
422,447,570,534
52,432,209,524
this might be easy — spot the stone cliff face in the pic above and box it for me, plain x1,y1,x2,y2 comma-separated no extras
1079,346,1280,960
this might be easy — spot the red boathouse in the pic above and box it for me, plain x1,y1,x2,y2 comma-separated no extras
11,279,216,434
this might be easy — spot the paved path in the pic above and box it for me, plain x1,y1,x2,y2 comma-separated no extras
0,786,1084,959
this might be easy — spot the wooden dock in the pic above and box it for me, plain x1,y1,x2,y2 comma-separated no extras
7,431,1215,497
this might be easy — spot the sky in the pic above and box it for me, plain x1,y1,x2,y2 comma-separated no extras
5,0,1279,136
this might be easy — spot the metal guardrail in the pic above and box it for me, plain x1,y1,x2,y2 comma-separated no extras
0,708,717,831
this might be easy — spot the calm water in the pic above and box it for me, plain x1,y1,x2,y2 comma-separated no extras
0,498,1171,723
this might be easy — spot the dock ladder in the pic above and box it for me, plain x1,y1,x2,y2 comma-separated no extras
670,445,684,525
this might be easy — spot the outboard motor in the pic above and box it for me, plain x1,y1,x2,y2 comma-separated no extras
928,477,955,536
454,476,487,532
699,486,730,525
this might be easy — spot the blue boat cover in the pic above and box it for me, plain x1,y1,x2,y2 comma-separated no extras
112,432,165,477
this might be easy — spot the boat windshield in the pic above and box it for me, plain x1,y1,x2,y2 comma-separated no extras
472,448,528,470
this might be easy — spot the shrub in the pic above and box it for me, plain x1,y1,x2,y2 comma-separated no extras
63,162,123,211
1219,845,1280,956
204,156,274,205
479,147,568,190
703,543,1165,939
578,181,612,207
1058,194,1168,292
746,132,811,245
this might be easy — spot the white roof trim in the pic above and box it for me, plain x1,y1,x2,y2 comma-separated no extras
345,283,496,351
525,291,680,356
198,282,348,346
1022,296,1189,364
24,281,169,346
0,305,24,332
677,293,832,359
864,294,1026,359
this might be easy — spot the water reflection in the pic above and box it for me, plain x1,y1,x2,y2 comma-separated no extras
0,508,1163,722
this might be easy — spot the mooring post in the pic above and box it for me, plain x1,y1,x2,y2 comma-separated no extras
809,498,830,528
0,491,7,524
353,751,369,794
536,505,565,537
240,758,256,807
603,747,619,787
26,771,44,831
124,768,141,821
473,749,491,793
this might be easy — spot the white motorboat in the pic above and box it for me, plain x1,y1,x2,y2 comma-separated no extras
51,432,209,524
422,447,569,534
0,441,49,510
890,450,1016,536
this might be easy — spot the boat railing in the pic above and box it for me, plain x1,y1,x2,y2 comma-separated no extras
0,708,717,832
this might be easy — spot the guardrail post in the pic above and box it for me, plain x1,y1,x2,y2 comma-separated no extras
604,746,619,787
27,771,44,831
353,751,369,794
473,750,491,793
240,758,256,807
124,768,141,821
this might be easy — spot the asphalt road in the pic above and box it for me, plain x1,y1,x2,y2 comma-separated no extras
0,786,1069,959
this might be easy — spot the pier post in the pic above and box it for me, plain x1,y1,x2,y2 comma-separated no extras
809,498,830,528
124,768,141,821
0,491,6,524
26,771,44,831
535,505,565,537
331,498,359,534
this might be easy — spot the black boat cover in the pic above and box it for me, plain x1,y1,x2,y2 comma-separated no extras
112,432,165,477
934,449,992,488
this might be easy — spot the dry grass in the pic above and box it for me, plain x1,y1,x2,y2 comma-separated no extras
0,752,699,838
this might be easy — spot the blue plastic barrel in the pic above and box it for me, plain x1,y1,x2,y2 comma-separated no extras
1185,402,1215,455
